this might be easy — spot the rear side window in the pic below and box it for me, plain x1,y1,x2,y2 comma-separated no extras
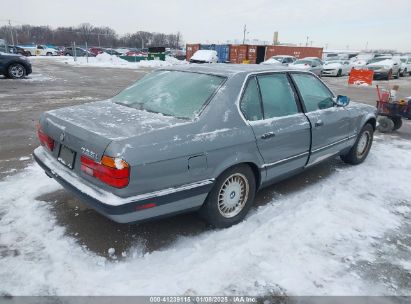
291,73,334,112
240,77,263,121
257,74,298,119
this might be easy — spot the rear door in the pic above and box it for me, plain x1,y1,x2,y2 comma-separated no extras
240,73,310,182
290,73,351,166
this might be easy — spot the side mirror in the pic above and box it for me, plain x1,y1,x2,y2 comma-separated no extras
335,95,350,107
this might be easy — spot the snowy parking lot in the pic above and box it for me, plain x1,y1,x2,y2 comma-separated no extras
0,58,411,296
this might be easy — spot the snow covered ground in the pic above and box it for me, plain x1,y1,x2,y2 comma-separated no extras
29,53,187,69
0,135,410,296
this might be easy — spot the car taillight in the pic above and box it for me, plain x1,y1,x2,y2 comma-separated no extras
80,155,130,188
36,123,54,151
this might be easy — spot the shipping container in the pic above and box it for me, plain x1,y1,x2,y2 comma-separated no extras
229,45,248,64
215,44,230,63
200,44,214,50
247,45,266,64
186,44,200,61
265,46,323,61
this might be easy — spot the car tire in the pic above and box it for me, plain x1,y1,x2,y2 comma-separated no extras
337,69,342,77
199,164,256,228
6,63,27,79
392,117,402,130
377,116,395,133
341,123,373,165
65,53,71,56
46,52,52,56
400,69,406,77
395,70,400,79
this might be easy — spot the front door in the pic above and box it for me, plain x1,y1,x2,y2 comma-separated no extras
240,73,311,182
290,73,351,166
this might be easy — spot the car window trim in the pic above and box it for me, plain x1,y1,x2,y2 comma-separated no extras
288,71,336,113
239,76,264,121
256,72,302,119
238,70,311,123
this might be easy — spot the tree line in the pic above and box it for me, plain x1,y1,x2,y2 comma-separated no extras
0,23,183,48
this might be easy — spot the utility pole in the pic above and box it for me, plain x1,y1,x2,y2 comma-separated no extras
305,36,309,47
242,24,247,44
97,34,101,47
8,20,15,46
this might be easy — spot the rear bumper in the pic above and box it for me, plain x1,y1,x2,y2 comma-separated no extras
33,147,212,223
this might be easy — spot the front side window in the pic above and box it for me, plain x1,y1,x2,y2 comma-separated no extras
257,74,298,119
240,77,263,121
291,73,334,112
112,70,225,119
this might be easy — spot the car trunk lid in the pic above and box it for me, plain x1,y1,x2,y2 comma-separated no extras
42,99,185,162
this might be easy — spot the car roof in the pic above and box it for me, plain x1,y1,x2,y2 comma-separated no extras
161,64,295,77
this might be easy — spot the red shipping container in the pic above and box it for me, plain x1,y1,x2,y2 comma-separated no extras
247,45,257,64
229,45,249,64
186,44,200,61
265,46,323,60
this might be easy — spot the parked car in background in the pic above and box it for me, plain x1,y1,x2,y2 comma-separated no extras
64,47,96,57
351,53,375,69
170,49,186,60
89,47,104,56
304,57,324,65
189,50,218,63
0,52,32,79
322,59,352,77
103,48,121,56
7,45,30,56
126,50,147,57
366,56,401,80
291,59,323,76
21,45,57,56
33,65,376,228
115,48,130,55
261,55,296,66
399,56,410,76
0,39,7,53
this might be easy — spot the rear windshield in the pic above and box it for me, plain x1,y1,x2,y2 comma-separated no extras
112,70,225,119
294,60,312,65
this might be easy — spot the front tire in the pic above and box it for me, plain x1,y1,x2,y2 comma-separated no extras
199,165,256,228
6,63,26,79
337,69,342,77
395,70,400,79
341,123,373,165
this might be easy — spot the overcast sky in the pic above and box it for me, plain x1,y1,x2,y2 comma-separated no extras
2,0,410,51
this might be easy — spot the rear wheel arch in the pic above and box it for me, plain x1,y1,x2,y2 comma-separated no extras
214,161,261,192
365,117,376,130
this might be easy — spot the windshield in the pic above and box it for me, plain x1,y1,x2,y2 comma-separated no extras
112,70,225,119
400,58,407,63
294,60,311,65
271,56,284,61
368,57,390,64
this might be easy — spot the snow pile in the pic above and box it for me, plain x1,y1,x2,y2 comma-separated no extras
0,137,410,295
63,54,187,69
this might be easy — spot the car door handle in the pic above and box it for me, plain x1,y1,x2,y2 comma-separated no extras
261,132,275,139
315,120,324,127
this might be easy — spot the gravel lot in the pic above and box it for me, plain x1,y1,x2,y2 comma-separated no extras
0,58,410,296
